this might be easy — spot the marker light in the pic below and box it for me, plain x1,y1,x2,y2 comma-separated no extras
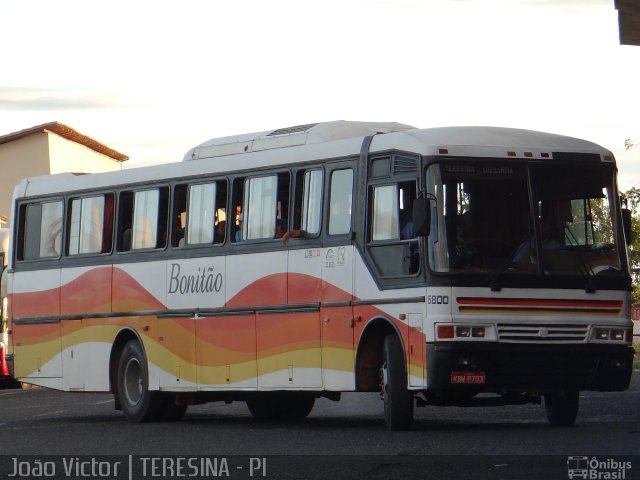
437,324,491,340
438,325,455,339
455,326,471,338
471,327,486,338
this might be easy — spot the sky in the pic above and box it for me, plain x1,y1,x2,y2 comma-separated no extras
1,0,639,189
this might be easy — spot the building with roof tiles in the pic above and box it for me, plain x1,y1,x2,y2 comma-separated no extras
0,121,128,226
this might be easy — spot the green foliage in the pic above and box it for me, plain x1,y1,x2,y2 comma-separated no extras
622,187,640,303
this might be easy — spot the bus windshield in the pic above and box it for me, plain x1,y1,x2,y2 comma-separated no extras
426,161,625,278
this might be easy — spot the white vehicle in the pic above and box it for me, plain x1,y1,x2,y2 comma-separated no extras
4,121,635,428
0,227,19,387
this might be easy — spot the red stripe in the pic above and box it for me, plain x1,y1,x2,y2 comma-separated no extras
457,297,623,308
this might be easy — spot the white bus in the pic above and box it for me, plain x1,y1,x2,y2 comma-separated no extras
0,227,19,387
4,121,635,429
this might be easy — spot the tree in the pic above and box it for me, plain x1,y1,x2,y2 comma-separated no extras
623,139,640,303
622,187,640,303
625,138,637,151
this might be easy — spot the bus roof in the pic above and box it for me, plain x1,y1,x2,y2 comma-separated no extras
14,124,615,199
184,120,415,161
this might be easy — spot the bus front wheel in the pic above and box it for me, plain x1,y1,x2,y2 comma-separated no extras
117,340,165,422
381,334,414,430
544,390,579,426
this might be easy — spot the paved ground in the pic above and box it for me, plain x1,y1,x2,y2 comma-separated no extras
0,371,638,479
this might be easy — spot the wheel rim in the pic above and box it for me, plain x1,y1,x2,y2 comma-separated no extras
123,357,143,406
381,361,389,402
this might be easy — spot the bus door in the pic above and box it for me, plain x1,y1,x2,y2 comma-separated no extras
321,165,356,390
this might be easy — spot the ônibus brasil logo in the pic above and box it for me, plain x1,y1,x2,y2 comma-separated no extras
567,456,632,480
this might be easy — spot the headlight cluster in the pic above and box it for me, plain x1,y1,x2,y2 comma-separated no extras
436,324,496,341
591,327,630,343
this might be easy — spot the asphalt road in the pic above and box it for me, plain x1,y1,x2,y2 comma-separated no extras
0,371,639,479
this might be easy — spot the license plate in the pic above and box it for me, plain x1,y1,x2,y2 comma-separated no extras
451,372,486,384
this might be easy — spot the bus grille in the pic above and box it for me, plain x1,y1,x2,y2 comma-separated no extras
497,324,589,343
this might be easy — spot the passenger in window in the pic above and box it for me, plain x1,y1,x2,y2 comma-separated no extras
234,213,244,242
176,212,186,246
215,221,226,243
275,219,287,239
281,229,306,244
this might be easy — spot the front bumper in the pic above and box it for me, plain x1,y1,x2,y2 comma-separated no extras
426,342,634,393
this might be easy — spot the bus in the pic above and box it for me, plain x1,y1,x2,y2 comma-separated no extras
3,121,635,429
0,227,20,388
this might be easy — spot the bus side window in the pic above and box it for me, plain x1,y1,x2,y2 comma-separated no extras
18,200,63,261
293,168,323,237
172,185,187,248
117,187,168,251
231,178,245,243
184,180,227,246
368,181,419,276
236,173,290,241
67,194,113,256
328,169,353,235
214,180,227,244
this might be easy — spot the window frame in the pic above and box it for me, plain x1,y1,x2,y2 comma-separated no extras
292,166,324,239
16,198,64,262
174,178,228,248
116,185,169,253
327,168,354,237
232,171,291,243
67,193,114,257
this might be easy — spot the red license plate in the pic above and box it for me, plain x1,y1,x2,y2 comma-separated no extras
451,372,486,384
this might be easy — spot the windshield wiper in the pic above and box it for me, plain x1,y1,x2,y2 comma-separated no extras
565,227,597,292
577,256,597,293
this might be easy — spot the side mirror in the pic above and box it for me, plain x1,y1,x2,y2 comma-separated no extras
412,192,431,237
622,208,633,245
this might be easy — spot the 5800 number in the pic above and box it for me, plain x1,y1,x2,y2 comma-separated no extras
427,295,449,305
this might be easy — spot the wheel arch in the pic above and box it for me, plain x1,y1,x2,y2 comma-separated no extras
109,327,145,401
355,316,405,391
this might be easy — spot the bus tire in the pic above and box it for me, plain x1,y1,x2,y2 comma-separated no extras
279,393,315,420
544,390,579,427
381,334,414,430
117,340,165,422
247,393,315,421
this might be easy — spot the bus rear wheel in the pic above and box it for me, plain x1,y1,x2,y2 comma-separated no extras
246,392,315,421
381,334,414,430
117,340,165,422
544,390,579,426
